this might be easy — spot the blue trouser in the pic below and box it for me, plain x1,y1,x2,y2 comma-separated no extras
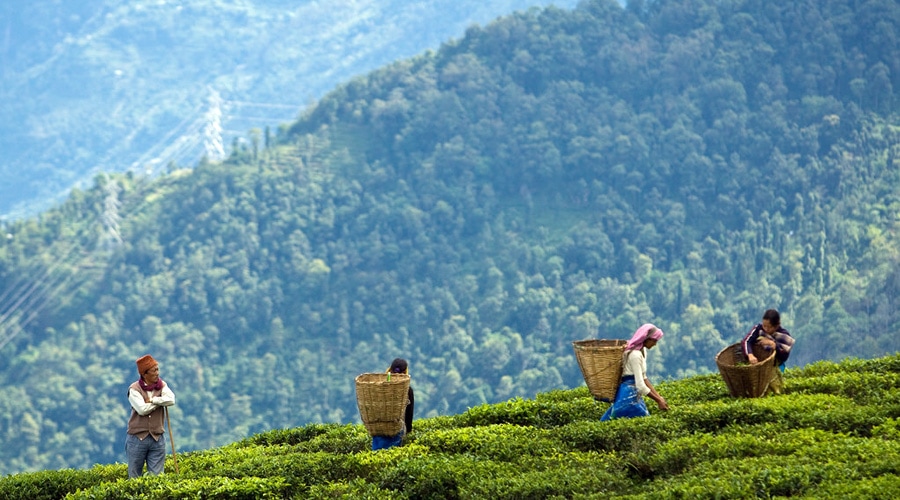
601,375,650,421
126,433,166,478
372,426,405,450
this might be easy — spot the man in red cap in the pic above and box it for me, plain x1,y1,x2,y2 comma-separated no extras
126,354,175,478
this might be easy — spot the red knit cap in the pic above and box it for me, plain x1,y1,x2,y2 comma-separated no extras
136,354,158,374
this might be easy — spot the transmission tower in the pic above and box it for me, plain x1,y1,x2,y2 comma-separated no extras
203,88,226,162
100,174,122,251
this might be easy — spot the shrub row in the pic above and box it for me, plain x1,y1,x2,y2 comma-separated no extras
1,354,898,499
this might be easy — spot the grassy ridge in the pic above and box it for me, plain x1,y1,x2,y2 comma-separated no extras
2,354,899,499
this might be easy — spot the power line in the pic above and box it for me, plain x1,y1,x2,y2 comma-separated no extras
125,91,302,175
127,103,207,174
223,115,297,123
0,255,93,353
0,243,84,351
0,244,79,326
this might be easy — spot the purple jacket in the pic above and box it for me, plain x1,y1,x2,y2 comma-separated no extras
742,323,794,365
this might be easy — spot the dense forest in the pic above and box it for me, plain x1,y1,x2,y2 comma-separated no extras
1,0,899,475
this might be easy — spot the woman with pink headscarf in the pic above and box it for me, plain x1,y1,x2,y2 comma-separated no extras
601,323,669,420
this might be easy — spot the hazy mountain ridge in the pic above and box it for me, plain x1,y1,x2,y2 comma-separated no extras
0,0,581,219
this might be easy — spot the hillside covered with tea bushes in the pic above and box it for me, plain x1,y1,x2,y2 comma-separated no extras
2,354,899,499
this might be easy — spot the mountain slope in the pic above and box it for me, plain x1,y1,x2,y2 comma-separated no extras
1,354,899,498
0,0,898,476
0,0,581,218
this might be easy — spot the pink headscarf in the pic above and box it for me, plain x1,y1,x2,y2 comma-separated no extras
624,323,664,351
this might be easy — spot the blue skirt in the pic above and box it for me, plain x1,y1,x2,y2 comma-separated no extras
601,375,650,421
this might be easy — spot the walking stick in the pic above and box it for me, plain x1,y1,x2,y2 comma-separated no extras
164,406,179,474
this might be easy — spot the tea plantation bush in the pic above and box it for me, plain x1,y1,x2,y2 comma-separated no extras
1,353,898,499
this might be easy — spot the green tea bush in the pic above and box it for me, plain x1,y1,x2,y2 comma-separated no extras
872,417,900,440
351,442,431,478
788,372,900,404
3,353,899,499
668,399,778,434
176,445,281,477
464,466,613,500
644,426,900,498
669,394,872,434
794,354,900,378
504,452,631,497
375,453,474,499
647,429,781,476
271,451,363,491
305,477,397,499
514,449,621,473
0,468,108,500
752,393,893,436
179,448,363,494
534,387,589,403
646,425,845,479
794,358,852,377
240,422,340,446
413,424,562,461
797,437,900,477
452,395,601,428
656,373,730,405
412,414,458,432
556,417,686,454
372,447,625,499
287,423,370,454
657,456,830,498
876,353,900,372
807,473,900,498
68,475,289,499
654,434,900,500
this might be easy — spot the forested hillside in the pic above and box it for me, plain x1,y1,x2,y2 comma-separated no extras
0,0,579,218
1,0,899,475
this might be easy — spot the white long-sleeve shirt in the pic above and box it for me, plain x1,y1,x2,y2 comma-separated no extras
622,348,650,396
128,383,175,416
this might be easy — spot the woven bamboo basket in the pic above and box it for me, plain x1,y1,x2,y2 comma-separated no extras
355,372,410,436
572,339,627,402
715,341,778,398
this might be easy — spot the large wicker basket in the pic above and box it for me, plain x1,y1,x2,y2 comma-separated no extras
572,339,627,402
355,372,410,436
715,341,778,398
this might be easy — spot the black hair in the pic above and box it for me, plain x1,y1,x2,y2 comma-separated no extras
762,309,781,326
390,358,408,373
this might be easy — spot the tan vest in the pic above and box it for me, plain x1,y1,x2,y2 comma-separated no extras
127,381,166,440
